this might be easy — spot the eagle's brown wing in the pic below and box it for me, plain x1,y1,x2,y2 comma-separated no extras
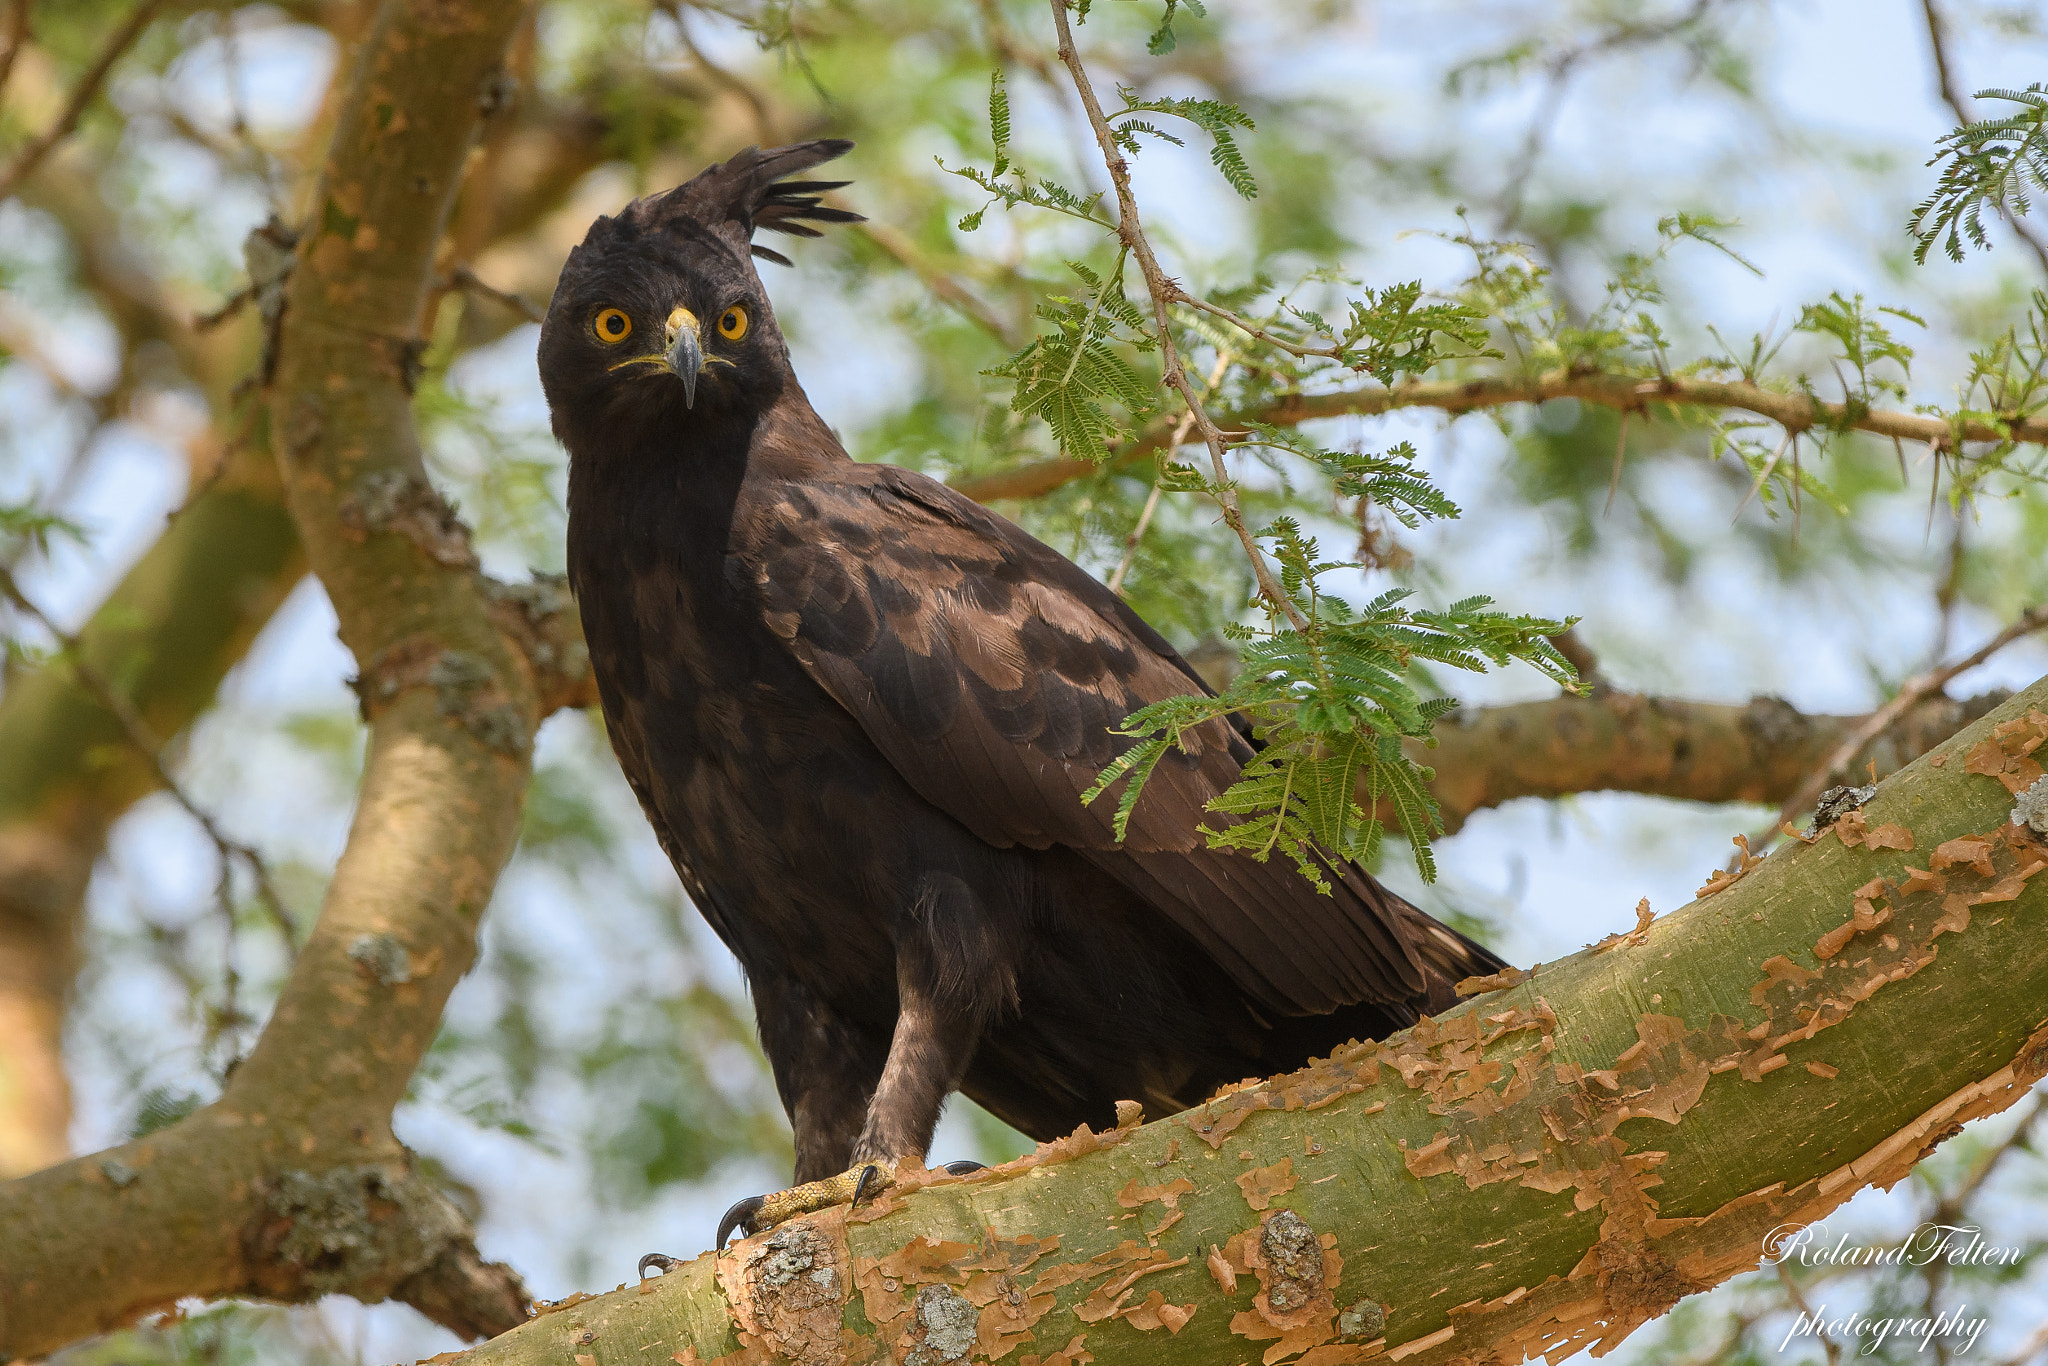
744,460,1466,1017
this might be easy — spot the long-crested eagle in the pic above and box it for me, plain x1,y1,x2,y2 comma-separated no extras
537,140,1506,1253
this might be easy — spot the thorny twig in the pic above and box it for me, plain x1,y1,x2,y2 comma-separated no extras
1108,350,1232,594
1048,0,1306,630
953,368,2048,505
1174,293,1353,363
1768,605,2048,841
0,0,173,202
0,566,301,962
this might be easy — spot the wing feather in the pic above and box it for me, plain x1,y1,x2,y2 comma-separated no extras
745,462,1436,1014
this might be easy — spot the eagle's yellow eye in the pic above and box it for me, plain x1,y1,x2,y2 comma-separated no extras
593,308,633,344
718,305,749,341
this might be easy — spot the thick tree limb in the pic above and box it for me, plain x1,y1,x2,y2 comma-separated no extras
451,675,2048,1366
0,0,542,1351
0,12,613,1179
1415,688,2008,835
953,370,2048,505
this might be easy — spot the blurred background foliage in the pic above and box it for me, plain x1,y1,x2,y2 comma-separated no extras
2,0,2047,1361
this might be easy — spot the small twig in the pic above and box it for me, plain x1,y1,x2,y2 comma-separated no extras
0,566,301,957
447,264,542,324
1049,0,1305,630
193,284,256,332
1108,351,1229,594
1931,508,1966,666
1174,291,1348,362
855,218,1019,345
662,2,778,143
0,0,30,105
1773,1261,1843,1366
0,0,172,203
1769,605,2048,838
212,3,289,213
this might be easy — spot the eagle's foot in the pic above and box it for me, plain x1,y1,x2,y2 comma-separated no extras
711,1159,988,1247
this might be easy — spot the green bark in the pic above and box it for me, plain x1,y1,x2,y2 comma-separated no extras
455,675,2048,1366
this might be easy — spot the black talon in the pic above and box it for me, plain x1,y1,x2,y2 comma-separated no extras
942,1160,987,1176
850,1163,882,1206
716,1194,766,1248
639,1251,679,1278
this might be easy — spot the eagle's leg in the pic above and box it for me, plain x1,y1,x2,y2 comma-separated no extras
848,949,982,1168
680,923,995,1254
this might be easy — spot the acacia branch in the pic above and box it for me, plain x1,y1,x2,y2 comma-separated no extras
952,369,2048,505
1411,687,2007,836
0,0,549,1351
450,676,2048,1366
1049,0,1305,629
0,12,620,1180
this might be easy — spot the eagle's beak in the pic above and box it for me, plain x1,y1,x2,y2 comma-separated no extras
664,306,704,408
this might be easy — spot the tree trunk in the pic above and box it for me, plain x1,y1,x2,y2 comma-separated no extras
453,675,2048,1366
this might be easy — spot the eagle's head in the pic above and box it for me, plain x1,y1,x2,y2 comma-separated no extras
538,140,861,443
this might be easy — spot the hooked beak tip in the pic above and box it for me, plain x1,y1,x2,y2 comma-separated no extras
666,327,702,408
663,306,704,408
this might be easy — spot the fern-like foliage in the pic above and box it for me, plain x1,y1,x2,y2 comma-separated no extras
1110,86,1256,198
987,259,1158,456
1911,84,2048,263
1794,292,1922,411
1084,511,1577,887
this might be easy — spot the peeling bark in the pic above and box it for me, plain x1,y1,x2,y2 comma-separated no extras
453,677,2048,1366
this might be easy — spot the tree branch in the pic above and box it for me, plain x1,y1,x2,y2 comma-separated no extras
448,675,2048,1366
952,369,2048,505
0,0,547,1350
1413,686,2008,835
1770,607,2048,836
0,429,304,1176
1049,0,1305,629
0,0,171,203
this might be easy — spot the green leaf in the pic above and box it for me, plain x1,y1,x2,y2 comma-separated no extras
1911,83,2048,263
